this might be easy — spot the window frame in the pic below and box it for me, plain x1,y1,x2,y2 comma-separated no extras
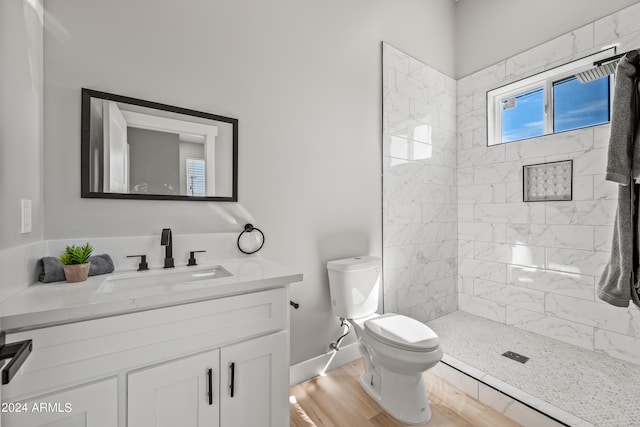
487,49,616,146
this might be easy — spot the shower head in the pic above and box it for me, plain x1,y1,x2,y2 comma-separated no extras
575,60,619,83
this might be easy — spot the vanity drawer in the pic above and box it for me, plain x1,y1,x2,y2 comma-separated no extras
3,287,288,400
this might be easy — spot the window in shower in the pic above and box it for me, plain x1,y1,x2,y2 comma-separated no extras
487,49,614,146
553,75,610,132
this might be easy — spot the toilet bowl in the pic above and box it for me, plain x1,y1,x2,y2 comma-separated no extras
350,313,442,424
327,256,443,425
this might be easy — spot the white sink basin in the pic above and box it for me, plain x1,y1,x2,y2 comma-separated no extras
96,266,233,294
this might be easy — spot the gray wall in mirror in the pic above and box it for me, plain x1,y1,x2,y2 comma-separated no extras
82,88,238,201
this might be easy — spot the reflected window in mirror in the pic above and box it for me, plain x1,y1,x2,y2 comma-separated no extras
81,88,238,201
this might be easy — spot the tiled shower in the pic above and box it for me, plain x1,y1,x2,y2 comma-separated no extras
383,3,640,367
382,6,640,423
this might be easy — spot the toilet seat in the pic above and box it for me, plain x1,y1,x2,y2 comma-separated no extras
364,313,439,351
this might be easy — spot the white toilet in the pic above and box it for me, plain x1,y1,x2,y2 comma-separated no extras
327,256,443,425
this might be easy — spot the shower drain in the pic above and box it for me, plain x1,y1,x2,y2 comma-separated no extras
502,351,529,364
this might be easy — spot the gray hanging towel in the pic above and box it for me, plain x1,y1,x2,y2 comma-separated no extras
598,54,640,308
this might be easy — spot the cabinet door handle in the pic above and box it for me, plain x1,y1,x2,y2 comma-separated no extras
229,362,235,398
207,368,213,405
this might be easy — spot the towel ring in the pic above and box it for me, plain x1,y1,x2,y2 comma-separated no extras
237,224,265,254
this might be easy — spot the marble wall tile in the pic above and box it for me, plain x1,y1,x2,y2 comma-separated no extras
402,293,458,323
546,294,640,338
457,167,474,186
458,222,506,243
384,202,422,225
458,129,474,151
504,128,593,161
593,175,617,200
505,25,593,79
505,224,594,250
457,61,507,95
474,203,546,224
383,223,422,247
458,259,506,283
458,275,474,295
383,43,457,320
422,203,458,223
458,183,506,204
593,124,610,148
458,293,506,323
431,128,457,149
396,279,456,312
383,43,410,74
474,242,545,269
473,161,522,184
457,92,474,116
458,145,505,168
594,226,613,252
506,306,594,350
593,1,640,45
409,57,446,91
384,111,432,143
471,126,488,147
457,108,485,133
458,204,474,222
417,240,457,262
572,175,594,201
572,147,608,176
507,265,595,301
505,182,523,203
474,279,545,313
545,200,617,226
383,267,411,293
416,222,457,243
545,248,609,277
383,88,410,116
417,183,454,204
594,328,640,365
458,240,474,259
383,245,416,270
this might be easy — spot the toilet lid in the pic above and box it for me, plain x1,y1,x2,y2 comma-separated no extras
364,313,440,351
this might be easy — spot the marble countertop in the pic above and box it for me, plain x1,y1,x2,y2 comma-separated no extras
0,256,303,333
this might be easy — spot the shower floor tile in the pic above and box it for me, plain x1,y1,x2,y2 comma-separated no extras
427,311,640,427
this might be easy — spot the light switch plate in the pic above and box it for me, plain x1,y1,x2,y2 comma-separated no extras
21,199,32,234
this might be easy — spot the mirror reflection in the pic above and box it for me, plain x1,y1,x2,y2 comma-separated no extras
81,89,238,201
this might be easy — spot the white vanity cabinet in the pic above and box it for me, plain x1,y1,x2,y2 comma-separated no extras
128,349,220,427
1,286,291,427
127,330,288,427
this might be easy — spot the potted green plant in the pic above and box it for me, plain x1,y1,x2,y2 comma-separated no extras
59,243,93,283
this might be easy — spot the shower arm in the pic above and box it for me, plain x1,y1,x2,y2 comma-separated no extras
593,49,639,67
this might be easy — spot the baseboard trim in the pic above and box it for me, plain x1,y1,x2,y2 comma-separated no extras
290,342,360,386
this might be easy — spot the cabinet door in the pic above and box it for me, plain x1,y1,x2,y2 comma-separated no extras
128,349,219,427
2,378,117,427
220,331,288,427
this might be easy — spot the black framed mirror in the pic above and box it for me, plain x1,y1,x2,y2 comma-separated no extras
81,88,238,201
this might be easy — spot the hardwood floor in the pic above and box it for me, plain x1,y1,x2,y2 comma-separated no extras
290,359,522,427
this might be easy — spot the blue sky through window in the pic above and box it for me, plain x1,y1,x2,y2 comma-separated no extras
501,87,544,143
553,76,609,132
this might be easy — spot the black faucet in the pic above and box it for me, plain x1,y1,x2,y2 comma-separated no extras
161,228,174,268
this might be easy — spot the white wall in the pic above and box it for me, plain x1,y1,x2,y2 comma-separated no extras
456,3,640,365
0,0,44,251
454,0,640,78
382,43,458,322
43,0,456,365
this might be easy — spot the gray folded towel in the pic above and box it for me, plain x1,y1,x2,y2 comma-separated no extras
37,254,115,283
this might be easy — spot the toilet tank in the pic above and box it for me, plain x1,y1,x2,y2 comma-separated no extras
327,256,381,319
